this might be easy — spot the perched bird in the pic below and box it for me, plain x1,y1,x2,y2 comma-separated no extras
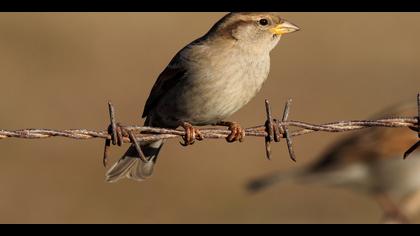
105,13,300,182
248,101,420,223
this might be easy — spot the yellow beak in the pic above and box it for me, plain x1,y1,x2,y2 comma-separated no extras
270,21,300,35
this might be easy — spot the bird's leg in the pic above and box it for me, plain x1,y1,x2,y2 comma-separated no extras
374,193,410,224
180,122,203,146
216,121,245,143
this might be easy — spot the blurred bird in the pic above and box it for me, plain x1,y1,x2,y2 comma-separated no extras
248,101,420,223
105,12,300,182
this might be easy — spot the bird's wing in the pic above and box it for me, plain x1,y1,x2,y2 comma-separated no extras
142,55,187,118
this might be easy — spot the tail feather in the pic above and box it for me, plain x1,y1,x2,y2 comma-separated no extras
247,169,305,193
105,153,137,183
127,140,162,181
127,157,157,181
105,139,163,183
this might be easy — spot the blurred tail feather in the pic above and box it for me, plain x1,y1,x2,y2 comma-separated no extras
247,169,305,193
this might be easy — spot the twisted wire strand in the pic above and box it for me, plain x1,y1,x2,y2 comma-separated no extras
0,118,416,141
1,96,419,163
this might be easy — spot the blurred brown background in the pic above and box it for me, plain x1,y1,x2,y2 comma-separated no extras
0,13,419,223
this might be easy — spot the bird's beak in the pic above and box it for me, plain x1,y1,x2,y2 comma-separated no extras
270,21,300,35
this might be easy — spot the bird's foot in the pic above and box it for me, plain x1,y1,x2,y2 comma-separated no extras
180,122,203,146
382,211,410,224
217,121,245,143
375,193,410,224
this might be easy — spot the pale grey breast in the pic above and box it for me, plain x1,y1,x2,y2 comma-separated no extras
154,42,271,126
370,153,420,199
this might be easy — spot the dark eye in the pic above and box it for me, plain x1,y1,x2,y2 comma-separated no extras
258,19,269,26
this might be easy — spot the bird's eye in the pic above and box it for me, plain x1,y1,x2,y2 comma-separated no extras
258,19,269,26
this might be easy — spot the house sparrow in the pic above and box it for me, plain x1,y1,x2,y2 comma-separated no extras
248,101,420,223
105,13,300,182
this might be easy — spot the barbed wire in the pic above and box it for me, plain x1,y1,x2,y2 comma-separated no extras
0,94,419,166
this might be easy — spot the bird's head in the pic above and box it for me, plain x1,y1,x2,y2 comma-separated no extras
207,12,300,52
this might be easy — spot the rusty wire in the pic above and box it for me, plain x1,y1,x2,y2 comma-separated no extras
0,95,419,165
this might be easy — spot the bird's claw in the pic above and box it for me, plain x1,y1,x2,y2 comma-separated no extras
382,211,410,224
180,122,203,146
218,121,245,143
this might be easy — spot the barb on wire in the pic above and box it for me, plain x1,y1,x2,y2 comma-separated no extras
281,99,296,162
0,94,419,163
264,100,275,160
404,94,420,159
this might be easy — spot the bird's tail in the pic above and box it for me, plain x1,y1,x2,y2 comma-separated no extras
105,118,164,183
246,168,306,193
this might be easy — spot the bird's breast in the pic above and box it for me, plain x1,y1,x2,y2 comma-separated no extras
151,45,272,127
177,51,271,124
